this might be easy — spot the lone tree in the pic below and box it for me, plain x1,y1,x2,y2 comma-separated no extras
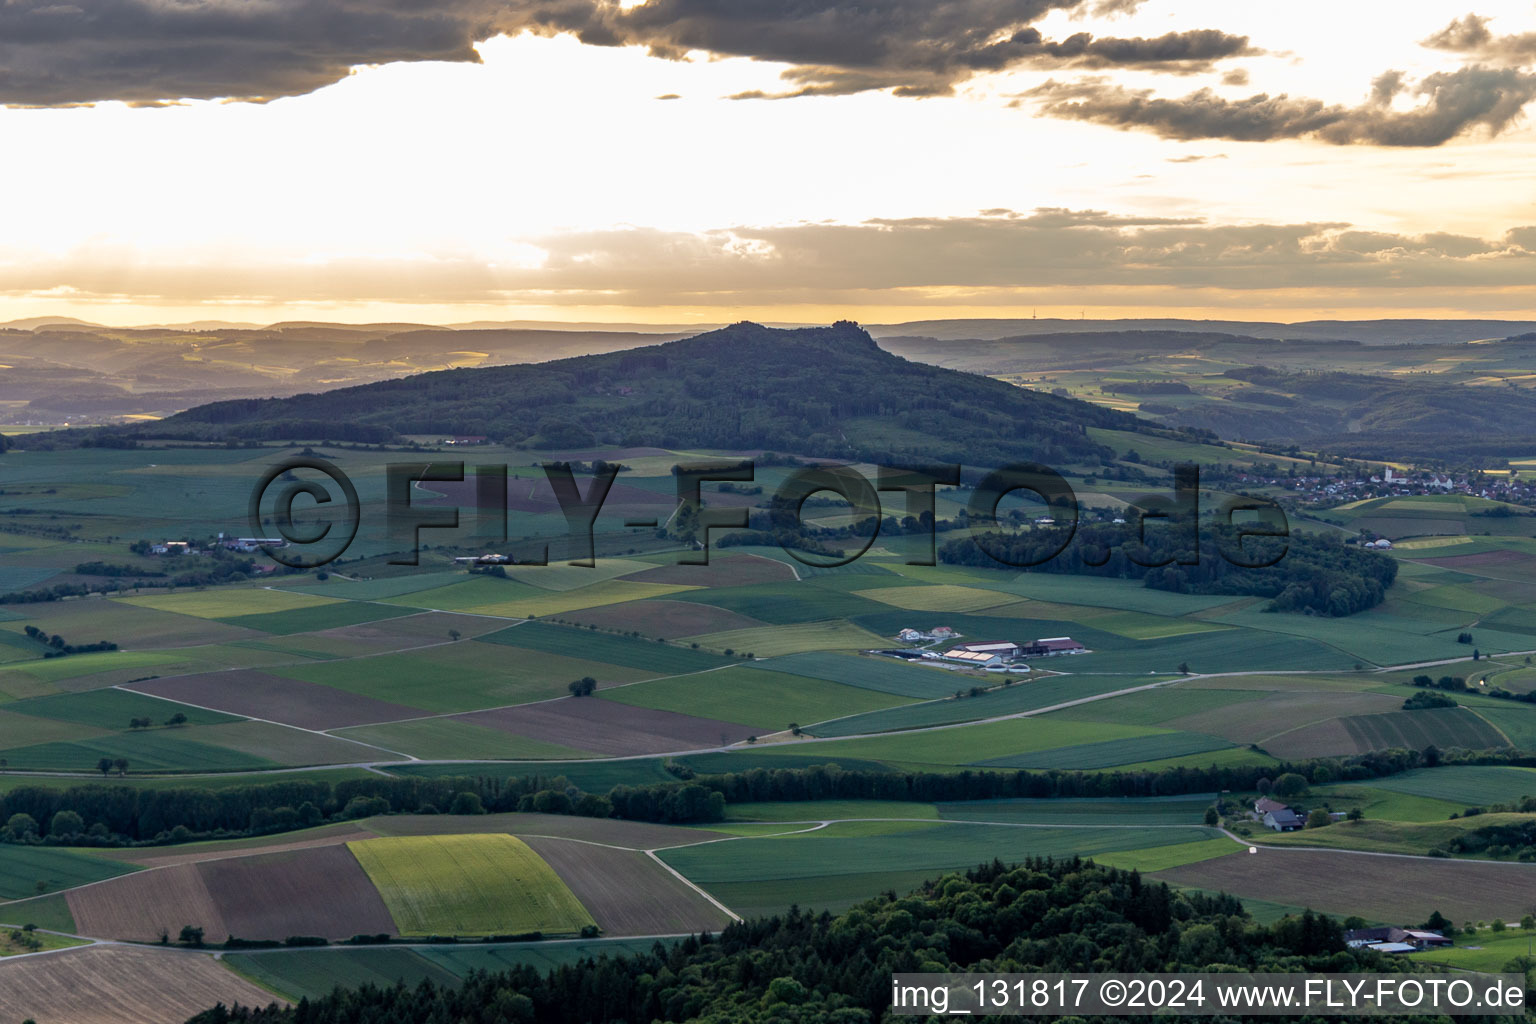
567,676,597,697
112,757,129,776
1178,662,1192,675
178,925,205,947
96,757,114,777
1306,808,1331,829
164,712,188,727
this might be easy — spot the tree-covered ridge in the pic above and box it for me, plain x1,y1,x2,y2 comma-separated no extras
188,857,1409,1024
940,523,1398,616
137,322,1142,466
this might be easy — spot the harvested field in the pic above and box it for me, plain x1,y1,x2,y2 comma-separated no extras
126,670,426,729
68,863,226,942
0,944,284,1024
1156,848,1536,923
560,599,766,638
349,834,595,936
367,812,728,850
69,845,397,942
201,845,397,940
457,698,755,755
623,553,796,587
521,835,734,935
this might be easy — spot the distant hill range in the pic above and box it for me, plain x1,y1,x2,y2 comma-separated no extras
867,318,1536,345
115,321,1144,466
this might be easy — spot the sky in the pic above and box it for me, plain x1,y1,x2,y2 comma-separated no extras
2,0,1536,326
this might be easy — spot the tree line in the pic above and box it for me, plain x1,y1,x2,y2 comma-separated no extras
940,520,1397,617
8,745,1532,848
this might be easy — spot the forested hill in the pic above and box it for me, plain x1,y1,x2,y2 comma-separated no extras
126,321,1146,467
188,858,1402,1024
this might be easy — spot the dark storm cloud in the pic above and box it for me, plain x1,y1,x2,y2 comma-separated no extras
1423,14,1536,65
0,0,1253,106
1021,65,1536,145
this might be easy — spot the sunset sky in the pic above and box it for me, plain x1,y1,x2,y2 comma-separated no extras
4,0,1536,325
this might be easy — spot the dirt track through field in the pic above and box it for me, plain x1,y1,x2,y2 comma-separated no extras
0,944,283,1024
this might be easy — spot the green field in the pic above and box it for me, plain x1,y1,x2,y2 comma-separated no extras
479,622,731,676
1048,685,1257,727
939,796,1213,825
276,641,656,713
1089,837,1236,872
121,589,342,619
763,651,981,700
227,947,463,1001
973,731,1233,770
4,689,244,729
668,581,890,625
601,666,910,729
765,717,1171,769
230,937,673,1001
219,602,417,635
685,620,888,657
807,675,1157,737
0,726,281,772
0,845,139,899
681,821,1226,878
333,718,593,760
348,834,596,936
1362,765,1536,807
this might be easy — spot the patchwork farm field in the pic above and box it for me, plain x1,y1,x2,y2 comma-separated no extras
349,834,596,937
5,450,1536,1018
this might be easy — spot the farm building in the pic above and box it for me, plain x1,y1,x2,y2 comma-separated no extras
1254,797,1289,815
1263,809,1302,832
1021,637,1086,657
1345,927,1451,951
953,641,1022,658
444,435,490,445
939,649,1006,668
